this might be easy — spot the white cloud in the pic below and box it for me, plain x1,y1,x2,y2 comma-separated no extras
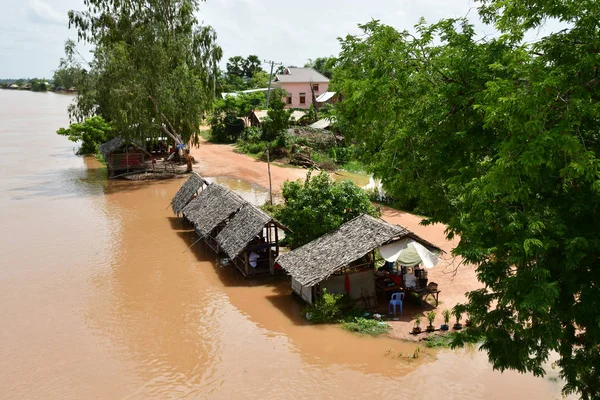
0,0,569,78
27,0,65,25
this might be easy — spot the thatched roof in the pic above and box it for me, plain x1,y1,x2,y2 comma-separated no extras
99,136,125,161
171,172,208,215
215,203,288,259
182,183,245,238
275,214,441,287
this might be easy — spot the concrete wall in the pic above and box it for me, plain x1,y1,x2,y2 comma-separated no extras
278,81,330,109
321,270,375,300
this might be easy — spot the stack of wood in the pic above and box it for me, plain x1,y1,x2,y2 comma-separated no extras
290,153,319,169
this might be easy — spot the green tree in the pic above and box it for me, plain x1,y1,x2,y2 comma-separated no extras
304,56,336,79
53,40,85,90
274,171,378,248
66,0,222,150
56,116,115,155
333,6,600,397
261,97,290,147
208,92,265,143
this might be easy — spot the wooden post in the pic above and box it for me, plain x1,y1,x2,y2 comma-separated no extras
274,223,279,257
268,223,274,275
244,251,249,277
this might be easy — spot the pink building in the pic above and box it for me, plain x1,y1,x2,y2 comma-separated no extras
273,67,330,109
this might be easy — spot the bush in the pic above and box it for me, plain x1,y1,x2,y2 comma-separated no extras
56,116,115,155
237,140,266,155
306,289,346,323
277,171,379,248
342,317,391,336
329,146,355,164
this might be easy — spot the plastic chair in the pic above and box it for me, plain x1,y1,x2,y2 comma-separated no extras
389,292,404,316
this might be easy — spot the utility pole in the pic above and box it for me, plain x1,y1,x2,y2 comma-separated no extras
264,59,282,204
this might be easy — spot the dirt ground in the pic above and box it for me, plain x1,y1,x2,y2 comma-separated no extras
189,140,481,341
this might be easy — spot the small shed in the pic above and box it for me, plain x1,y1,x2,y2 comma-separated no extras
275,214,441,305
99,137,147,178
171,172,209,216
215,203,290,277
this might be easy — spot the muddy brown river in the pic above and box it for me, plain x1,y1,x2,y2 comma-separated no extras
0,90,571,399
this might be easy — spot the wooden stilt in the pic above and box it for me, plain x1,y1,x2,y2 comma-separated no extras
268,223,274,275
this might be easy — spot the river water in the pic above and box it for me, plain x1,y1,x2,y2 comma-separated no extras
0,90,570,399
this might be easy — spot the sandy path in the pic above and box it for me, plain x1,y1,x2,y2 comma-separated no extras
190,140,481,340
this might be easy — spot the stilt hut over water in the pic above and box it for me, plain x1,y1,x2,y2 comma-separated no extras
182,183,246,252
275,214,442,305
171,172,209,216
216,203,290,277
100,136,146,178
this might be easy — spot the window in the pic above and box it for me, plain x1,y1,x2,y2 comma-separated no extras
286,95,292,105
299,92,306,104
312,84,319,92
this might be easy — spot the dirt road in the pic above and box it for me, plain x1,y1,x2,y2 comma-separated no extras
190,140,481,339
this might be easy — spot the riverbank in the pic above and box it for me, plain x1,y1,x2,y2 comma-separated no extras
189,139,481,341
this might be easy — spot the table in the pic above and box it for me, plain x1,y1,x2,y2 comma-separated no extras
422,289,441,307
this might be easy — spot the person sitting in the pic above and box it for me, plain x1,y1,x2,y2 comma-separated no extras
249,252,260,268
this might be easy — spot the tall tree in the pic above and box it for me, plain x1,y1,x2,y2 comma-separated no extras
66,0,222,148
304,56,336,79
333,9,600,398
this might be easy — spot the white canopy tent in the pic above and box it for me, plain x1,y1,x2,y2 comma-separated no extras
378,239,440,269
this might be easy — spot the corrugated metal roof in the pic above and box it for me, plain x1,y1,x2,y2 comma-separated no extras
221,88,269,99
274,68,330,83
316,91,336,102
290,110,307,121
309,117,334,129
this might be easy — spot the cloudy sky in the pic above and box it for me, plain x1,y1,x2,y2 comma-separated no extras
0,0,558,78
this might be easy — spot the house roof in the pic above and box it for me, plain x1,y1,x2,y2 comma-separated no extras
215,203,289,259
171,172,209,216
182,183,246,238
251,110,269,122
316,91,336,102
275,214,442,287
289,110,307,121
221,88,269,99
275,67,330,83
99,137,126,161
309,117,334,129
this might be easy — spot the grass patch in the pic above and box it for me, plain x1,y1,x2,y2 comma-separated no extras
198,129,211,141
423,332,458,348
340,160,366,173
342,317,391,336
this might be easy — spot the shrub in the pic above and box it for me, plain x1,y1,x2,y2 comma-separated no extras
342,317,391,336
306,289,346,323
277,171,379,248
56,116,115,155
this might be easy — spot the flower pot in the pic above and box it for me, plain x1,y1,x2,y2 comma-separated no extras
440,324,449,331
426,325,435,332
412,327,422,334
453,323,463,330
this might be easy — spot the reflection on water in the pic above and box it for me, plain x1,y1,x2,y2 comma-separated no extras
0,90,573,399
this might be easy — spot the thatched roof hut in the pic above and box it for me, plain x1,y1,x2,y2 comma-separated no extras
276,214,441,287
99,136,125,162
182,183,245,237
215,203,289,259
171,172,208,215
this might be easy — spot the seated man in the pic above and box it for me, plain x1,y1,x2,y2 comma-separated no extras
248,252,260,268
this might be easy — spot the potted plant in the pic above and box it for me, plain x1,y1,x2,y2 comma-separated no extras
441,309,450,331
465,314,472,327
426,311,436,332
412,313,422,334
452,306,463,330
